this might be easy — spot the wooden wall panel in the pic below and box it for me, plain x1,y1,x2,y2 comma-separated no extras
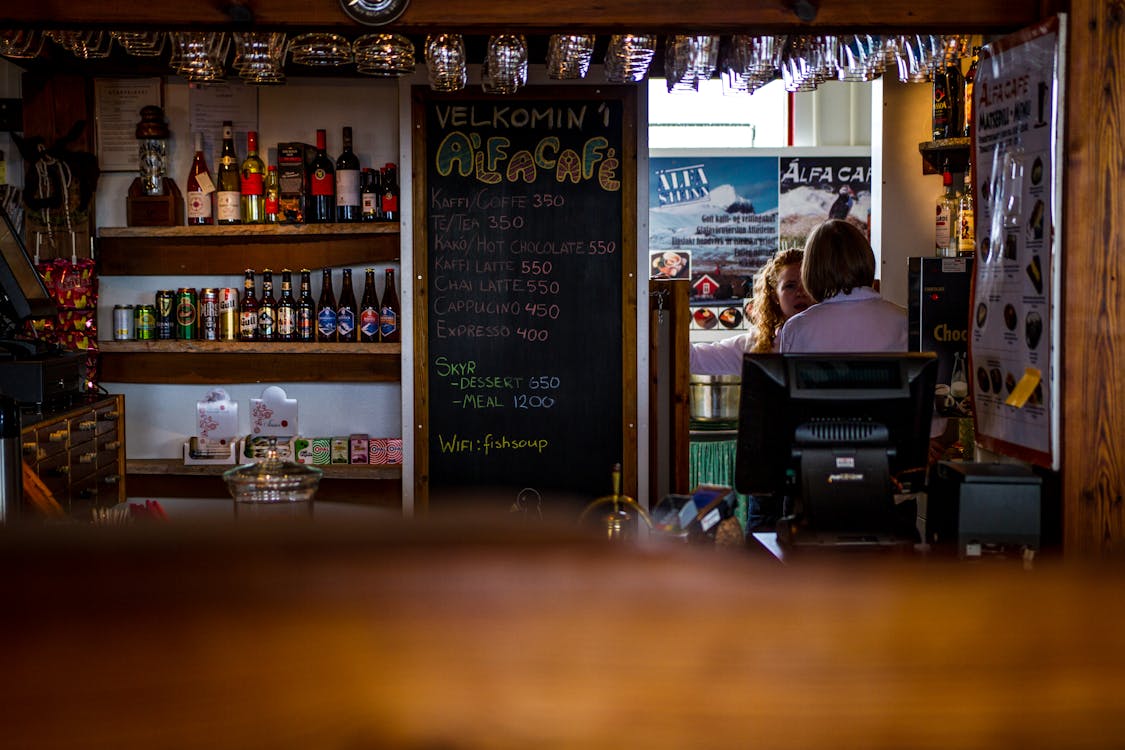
1062,0,1125,556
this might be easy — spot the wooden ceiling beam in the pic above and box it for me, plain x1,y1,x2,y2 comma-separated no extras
0,0,1045,35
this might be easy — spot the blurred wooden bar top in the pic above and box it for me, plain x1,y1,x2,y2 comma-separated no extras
2,519,1124,749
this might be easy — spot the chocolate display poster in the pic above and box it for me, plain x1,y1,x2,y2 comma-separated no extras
649,157,778,301
971,16,1064,469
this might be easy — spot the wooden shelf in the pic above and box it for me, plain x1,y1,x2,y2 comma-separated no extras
97,224,400,275
99,341,401,383
918,137,971,175
127,458,402,481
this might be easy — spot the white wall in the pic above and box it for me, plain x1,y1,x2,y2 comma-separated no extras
872,75,936,306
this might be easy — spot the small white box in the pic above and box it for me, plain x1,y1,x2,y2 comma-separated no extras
250,385,299,437
183,438,240,466
197,388,238,444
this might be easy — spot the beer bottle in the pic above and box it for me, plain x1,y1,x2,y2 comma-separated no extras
264,165,280,224
276,269,296,341
337,268,358,343
379,267,400,343
307,129,335,224
296,269,315,342
216,121,241,225
240,130,266,224
359,268,380,343
360,168,381,222
335,126,361,223
257,269,277,341
380,163,399,222
316,268,338,342
238,269,258,341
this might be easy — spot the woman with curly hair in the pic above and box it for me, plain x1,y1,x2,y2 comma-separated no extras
690,248,811,375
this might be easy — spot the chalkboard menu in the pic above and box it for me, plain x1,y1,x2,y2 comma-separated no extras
413,87,637,512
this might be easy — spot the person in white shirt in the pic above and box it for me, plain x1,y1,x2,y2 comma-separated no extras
690,248,812,375
777,220,907,353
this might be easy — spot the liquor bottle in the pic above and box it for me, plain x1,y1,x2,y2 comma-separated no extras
296,269,315,342
307,129,335,223
216,121,242,225
358,268,380,343
264,165,280,224
935,161,960,257
380,163,399,222
931,57,964,141
958,164,976,256
316,268,338,342
337,268,357,342
361,168,381,222
238,269,258,341
963,47,980,138
276,269,296,342
257,269,277,341
185,132,215,226
335,126,361,223
379,267,400,343
240,130,266,224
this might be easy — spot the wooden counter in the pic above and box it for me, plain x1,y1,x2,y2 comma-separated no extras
2,520,1124,749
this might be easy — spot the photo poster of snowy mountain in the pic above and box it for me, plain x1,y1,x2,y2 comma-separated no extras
649,155,872,302
649,156,779,301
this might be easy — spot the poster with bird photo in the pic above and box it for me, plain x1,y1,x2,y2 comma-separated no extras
778,156,872,251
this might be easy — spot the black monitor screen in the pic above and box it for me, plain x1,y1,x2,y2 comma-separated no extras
0,206,56,325
735,353,937,534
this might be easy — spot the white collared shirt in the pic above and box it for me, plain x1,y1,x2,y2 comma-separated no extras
777,287,908,353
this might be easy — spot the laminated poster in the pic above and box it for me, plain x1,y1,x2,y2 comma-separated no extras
970,16,1065,469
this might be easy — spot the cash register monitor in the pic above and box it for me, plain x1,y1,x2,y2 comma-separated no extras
735,353,937,536
0,205,56,335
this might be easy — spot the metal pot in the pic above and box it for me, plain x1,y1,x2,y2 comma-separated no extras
689,374,741,422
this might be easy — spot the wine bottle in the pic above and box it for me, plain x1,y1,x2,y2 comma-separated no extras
380,163,399,222
935,160,960,257
185,132,215,226
296,269,315,343
963,47,979,138
379,267,400,343
238,269,258,341
316,268,338,342
264,165,280,224
240,130,265,224
361,168,381,222
216,121,241,225
359,268,380,343
257,269,277,341
335,126,361,223
276,269,296,342
337,268,357,342
958,164,976,256
932,59,964,141
307,129,335,223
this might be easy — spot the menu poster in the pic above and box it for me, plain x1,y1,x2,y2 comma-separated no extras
416,88,636,511
93,78,163,171
971,16,1065,468
649,156,778,301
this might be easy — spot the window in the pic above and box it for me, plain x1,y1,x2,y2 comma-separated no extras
647,78,789,149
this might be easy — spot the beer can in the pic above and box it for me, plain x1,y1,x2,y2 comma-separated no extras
113,305,134,340
218,287,239,340
134,304,156,340
175,288,198,340
155,289,175,339
200,288,220,341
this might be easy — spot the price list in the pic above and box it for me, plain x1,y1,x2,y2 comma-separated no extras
419,92,630,503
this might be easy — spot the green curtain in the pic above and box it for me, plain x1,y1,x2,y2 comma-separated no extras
689,436,749,531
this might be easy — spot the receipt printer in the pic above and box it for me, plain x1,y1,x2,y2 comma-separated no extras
924,462,1042,556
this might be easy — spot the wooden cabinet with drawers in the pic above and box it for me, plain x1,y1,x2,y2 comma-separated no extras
21,394,125,516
